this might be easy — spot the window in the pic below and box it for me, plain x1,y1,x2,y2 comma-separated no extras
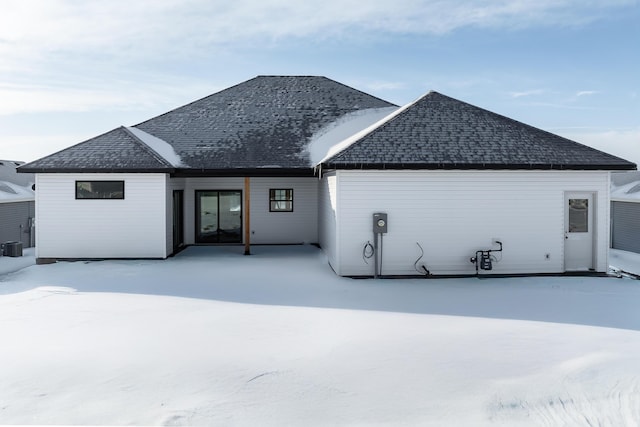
568,198,588,232
76,181,125,199
269,189,293,212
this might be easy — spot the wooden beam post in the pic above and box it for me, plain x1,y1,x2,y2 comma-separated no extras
244,177,251,255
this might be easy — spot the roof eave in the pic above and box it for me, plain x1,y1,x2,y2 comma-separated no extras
321,162,638,171
18,166,318,176
17,167,176,174
172,168,316,178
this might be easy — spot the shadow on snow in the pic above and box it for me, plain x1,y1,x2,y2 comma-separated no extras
2,245,640,331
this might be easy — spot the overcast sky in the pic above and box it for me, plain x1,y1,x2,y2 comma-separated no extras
1,0,638,165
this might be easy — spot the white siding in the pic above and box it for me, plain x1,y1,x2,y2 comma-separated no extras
596,175,610,272
183,177,318,245
36,173,169,259
332,170,610,276
319,173,338,272
249,177,318,244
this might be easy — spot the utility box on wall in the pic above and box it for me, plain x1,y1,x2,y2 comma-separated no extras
373,212,387,234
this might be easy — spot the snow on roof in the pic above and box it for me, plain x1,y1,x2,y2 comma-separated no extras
611,180,640,202
133,76,397,170
611,171,640,201
0,160,34,203
126,127,185,168
0,180,34,203
305,106,399,166
314,96,425,166
612,171,640,187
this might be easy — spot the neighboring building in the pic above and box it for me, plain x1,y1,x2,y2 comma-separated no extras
611,171,640,254
0,160,35,248
18,76,636,276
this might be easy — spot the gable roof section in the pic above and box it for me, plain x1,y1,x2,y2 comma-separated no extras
134,76,396,172
20,127,174,173
322,91,637,171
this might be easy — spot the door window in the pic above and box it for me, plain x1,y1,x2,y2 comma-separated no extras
568,198,588,232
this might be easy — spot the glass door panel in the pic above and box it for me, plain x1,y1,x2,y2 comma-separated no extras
196,190,242,243
196,191,219,243
218,191,242,243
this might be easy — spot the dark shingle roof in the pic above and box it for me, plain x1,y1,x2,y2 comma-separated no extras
20,127,174,173
135,76,396,170
323,91,637,171
19,81,636,174
20,76,395,174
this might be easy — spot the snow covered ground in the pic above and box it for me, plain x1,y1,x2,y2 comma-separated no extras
611,248,640,278
0,247,35,276
1,245,639,426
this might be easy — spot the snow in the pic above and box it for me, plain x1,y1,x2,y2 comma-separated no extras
0,159,34,203
0,247,35,275
305,106,398,166
127,126,185,167
611,172,640,202
610,248,640,276
312,94,432,166
1,245,640,425
0,180,34,202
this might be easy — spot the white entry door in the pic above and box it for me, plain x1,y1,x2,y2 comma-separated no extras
564,192,594,271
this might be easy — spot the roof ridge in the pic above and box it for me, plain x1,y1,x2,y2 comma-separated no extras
410,91,637,164
256,75,323,77
319,91,434,164
324,77,400,109
134,76,397,129
133,77,256,128
429,92,637,163
120,126,175,168
322,90,637,170
18,128,121,171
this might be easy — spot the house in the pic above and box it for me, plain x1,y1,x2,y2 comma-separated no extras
317,91,636,276
0,160,35,249
610,171,640,254
19,76,636,276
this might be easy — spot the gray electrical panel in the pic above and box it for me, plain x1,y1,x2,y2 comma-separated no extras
373,212,388,233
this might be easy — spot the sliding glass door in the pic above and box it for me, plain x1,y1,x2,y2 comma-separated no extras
195,190,242,243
